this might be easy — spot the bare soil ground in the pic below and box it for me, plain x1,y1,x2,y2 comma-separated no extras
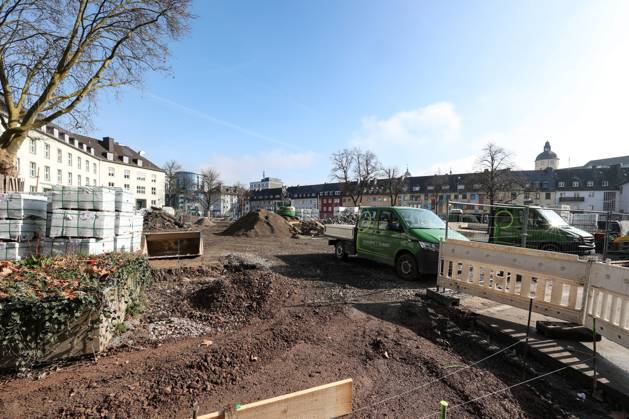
0,223,617,418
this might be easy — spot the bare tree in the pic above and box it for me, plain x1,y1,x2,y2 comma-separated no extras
383,167,407,206
474,142,525,242
330,148,381,206
200,167,220,218
162,159,181,206
474,142,523,206
233,181,249,218
0,0,192,174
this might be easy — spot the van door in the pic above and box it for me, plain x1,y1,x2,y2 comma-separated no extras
376,209,404,265
356,208,379,259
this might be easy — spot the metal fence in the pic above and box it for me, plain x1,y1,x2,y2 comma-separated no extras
445,201,629,260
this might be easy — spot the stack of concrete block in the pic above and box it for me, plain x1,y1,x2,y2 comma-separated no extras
114,189,143,252
0,194,47,259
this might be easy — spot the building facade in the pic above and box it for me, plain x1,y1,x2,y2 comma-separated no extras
535,141,559,171
249,176,283,191
14,124,165,208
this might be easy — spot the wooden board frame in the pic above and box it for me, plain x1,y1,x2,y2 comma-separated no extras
197,378,353,419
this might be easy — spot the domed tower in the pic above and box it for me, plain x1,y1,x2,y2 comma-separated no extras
535,141,559,170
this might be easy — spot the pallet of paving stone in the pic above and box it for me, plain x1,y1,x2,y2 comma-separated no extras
47,210,116,239
114,211,144,236
114,233,142,252
115,188,134,212
49,186,116,212
0,241,34,260
0,219,45,241
40,237,115,256
0,193,47,220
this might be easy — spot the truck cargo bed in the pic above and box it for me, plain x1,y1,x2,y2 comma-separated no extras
324,224,355,240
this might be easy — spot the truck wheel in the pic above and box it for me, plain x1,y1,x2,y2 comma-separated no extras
335,242,348,260
396,253,418,280
540,243,561,253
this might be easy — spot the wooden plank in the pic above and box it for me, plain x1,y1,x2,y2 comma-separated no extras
197,379,353,419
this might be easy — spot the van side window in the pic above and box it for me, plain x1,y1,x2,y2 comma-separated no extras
359,209,377,228
379,210,400,230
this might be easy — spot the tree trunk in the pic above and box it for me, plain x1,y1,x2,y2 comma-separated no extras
0,133,26,177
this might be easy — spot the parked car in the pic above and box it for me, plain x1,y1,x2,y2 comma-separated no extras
324,206,468,280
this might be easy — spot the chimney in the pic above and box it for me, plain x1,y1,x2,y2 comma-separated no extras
102,136,115,152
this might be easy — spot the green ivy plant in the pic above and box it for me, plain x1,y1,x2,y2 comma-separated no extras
0,253,151,373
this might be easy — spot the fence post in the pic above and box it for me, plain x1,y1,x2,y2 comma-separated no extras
592,317,598,395
439,400,448,419
602,211,611,261
521,206,529,248
445,198,450,240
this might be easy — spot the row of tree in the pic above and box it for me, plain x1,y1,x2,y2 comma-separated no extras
330,143,523,208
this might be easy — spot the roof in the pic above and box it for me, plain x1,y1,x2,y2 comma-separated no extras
39,122,163,172
583,155,629,168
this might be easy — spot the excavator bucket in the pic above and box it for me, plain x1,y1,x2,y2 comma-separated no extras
142,231,203,259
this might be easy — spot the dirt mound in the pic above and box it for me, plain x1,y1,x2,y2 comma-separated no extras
194,217,214,228
221,209,294,238
144,209,188,231
190,270,273,321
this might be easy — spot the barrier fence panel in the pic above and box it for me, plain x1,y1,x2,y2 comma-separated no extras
585,263,629,349
438,239,588,323
438,239,629,350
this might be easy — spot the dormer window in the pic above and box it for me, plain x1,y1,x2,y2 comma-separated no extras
587,181,594,187
137,159,143,167
106,152,113,161
572,181,579,187
122,156,129,164
558,181,565,187
602,180,609,187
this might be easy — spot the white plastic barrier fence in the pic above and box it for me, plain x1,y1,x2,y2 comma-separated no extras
438,239,629,349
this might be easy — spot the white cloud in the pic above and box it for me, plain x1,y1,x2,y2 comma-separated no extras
206,149,319,185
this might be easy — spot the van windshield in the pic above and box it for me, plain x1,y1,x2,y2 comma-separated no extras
538,209,568,227
397,208,446,229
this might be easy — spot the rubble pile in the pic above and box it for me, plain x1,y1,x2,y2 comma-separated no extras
144,208,187,231
222,209,294,238
293,220,325,236
320,212,359,225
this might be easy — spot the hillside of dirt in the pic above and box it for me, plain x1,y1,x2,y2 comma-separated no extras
221,209,294,238
0,225,619,418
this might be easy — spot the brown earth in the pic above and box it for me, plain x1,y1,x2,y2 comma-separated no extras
0,224,617,418
221,209,294,238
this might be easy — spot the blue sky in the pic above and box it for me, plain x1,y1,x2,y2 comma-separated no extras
92,0,629,185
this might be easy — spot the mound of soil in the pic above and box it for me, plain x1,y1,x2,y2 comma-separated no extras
221,209,294,238
190,271,273,320
144,209,188,231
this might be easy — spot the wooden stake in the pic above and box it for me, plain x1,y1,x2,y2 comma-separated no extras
592,317,597,395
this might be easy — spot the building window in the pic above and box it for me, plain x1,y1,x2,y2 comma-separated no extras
86,177,89,185
57,148,62,163
151,200,157,206
137,172,146,181
68,152,73,166
108,167,115,177
30,162,36,178
57,169,62,184
68,172,73,185
77,174,82,186
151,174,157,183
124,184,130,190
602,180,609,187
85,160,90,172
108,182,114,187
151,187,156,195
93,163,97,175
30,185,36,192
92,178,96,186
77,157,81,170
44,166,50,181
44,143,50,159
29,138,36,154
587,180,593,187
124,169,130,179
137,186,145,194
572,181,579,187
545,192,552,200
558,181,565,188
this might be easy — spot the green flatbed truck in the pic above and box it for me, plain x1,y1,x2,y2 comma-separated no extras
324,206,468,280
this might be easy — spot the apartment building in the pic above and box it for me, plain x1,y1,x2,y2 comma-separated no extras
14,124,165,209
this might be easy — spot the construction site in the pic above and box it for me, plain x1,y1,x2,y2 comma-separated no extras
0,204,627,418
